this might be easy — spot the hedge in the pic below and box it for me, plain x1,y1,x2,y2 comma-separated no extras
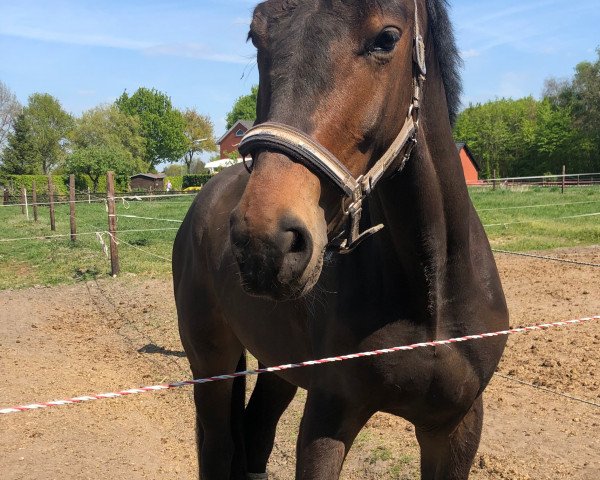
183,174,212,189
0,174,129,195
0,175,68,196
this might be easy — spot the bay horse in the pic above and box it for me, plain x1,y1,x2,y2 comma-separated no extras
173,0,509,479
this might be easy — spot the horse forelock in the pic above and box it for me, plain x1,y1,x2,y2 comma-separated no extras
252,0,347,128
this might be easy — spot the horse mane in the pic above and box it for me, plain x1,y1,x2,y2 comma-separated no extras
426,0,463,125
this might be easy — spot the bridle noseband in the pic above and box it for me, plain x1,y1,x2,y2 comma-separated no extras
238,0,427,254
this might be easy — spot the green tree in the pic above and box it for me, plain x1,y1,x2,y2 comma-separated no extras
453,97,576,177
455,51,600,177
225,85,258,130
66,145,134,193
568,50,600,140
0,80,21,149
22,93,73,174
454,99,516,177
69,105,146,166
66,104,147,190
189,159,208,174
532,99,575,174
182,109,217,173
543,48,600,173
163,163,187,176
115,87,187,169
0,113,36,174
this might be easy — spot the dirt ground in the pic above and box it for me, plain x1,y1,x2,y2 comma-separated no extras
1,246,599,480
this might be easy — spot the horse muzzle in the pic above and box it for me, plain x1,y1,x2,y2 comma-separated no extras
229,209,321,300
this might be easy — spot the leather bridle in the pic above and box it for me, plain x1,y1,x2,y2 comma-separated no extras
238,0,427,254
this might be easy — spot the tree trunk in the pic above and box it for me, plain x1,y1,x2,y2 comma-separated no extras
91,175,100,193
185,151,194,173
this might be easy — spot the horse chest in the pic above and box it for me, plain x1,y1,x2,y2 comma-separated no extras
297,316,482,415
219,264,486,416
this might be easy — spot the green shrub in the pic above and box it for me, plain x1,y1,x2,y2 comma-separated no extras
183,174,212,189
0,174,129,195
165,176,183,191
0,175,68,196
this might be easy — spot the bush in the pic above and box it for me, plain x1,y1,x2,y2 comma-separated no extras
165,176,183,191
0,174,129,195
0,174,68,196
182,174,212,189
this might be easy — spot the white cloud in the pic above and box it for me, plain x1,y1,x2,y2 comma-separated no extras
0,25,252,65
461,49,481,59
455,0,599,57
144,43,251,64
0,25,151,50
462,0,562,25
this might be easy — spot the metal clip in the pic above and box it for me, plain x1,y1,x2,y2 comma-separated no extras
338,223,385,254
242,155,254,174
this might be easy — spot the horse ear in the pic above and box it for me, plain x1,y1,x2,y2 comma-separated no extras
250,5,268,45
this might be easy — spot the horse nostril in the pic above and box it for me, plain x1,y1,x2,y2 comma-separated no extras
279,214,312,258
288,229,306,254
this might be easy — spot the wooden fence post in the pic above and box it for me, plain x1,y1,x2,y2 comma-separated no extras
561,165,566,194
47,176,56,232
492,169,497,191
107,171,120,276
32,180,39,222
87,187,91,204
21,187,26,216
69,174,77,241
3,188,8,205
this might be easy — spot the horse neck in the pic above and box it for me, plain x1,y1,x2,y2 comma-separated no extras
371,62,473,318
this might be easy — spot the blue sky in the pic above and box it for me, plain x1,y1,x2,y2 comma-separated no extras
1,0,599,142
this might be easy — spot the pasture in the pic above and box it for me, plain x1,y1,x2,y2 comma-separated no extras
0,186,598,289
0,185,599,479
0,194,195,289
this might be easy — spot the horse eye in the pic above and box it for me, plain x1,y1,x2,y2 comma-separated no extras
369,28,401,54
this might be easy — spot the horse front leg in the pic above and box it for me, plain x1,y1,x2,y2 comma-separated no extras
416,395,484,480
295,389,372,480
190,349,246,480
244,369,298,478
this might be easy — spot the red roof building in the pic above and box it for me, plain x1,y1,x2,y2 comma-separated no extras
456,142,482,185
217,120,254,158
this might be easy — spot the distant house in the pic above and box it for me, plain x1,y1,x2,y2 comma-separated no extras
204,158,243,175
456,142,481,185
130,173,166,191
217,120,253,158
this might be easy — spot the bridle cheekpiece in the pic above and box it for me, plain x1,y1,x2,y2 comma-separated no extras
238,0,426,254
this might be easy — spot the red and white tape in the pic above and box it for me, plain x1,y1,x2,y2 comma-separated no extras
1,315,598,416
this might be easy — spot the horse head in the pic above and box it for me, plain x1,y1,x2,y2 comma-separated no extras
230,0,434,300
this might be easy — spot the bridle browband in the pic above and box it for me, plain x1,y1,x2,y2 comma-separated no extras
238,0,427,254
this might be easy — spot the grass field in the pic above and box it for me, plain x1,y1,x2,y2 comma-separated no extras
471,186,599,251
0,195,194,289
0,186,598,289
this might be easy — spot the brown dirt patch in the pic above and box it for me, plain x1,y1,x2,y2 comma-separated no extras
1,246,599,479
